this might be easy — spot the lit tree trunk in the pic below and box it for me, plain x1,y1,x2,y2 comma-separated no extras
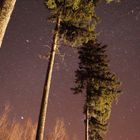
36,13,61,140
0,0,16,48
85,105,89,140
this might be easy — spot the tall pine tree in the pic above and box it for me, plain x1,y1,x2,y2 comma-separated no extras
37,0,120,139
36,0,97,139
72,40,121,140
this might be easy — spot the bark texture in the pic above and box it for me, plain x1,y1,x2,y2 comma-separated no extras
85,107,89,140
0,0,16,47
36,13,61,140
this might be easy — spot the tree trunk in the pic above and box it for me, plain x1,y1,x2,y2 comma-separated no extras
85,106,89,140
36,13,61,140
0,0,16,48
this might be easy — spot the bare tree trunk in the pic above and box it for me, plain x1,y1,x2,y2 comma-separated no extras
36,13,61,140
0,0,16,48
85,106,89,140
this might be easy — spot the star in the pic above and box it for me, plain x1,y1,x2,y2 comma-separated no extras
20,116,24,120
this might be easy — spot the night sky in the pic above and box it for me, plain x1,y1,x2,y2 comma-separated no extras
0,0,140,140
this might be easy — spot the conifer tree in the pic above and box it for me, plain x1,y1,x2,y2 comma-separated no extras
36,0,97,140
59,0,97,46
72,40,121,140
0,0,17,48
58,0,118,46
37,0,119,139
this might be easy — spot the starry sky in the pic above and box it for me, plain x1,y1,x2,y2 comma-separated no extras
0,0,140,140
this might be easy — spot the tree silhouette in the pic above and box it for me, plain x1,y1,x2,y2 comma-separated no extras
72,40,121,139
